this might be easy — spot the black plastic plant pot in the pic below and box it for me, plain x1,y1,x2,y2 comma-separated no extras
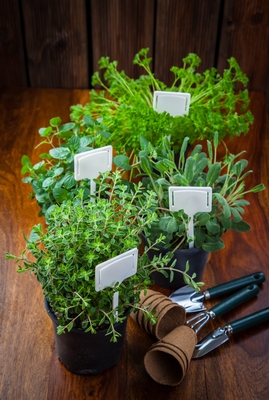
142,236,209,289
44,298,128,375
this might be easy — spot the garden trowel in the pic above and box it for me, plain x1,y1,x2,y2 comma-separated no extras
169,186,212,248
74,145,113,200
192,306,269,358
153,91,191,117
95,248,138,318
169,271,265,312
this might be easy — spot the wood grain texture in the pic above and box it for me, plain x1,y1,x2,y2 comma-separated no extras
21,0,89,88
90,0,155,81
218,0,269,94
0,88,269,400
0,0,27,86
154,0,221,85
0,87,90,400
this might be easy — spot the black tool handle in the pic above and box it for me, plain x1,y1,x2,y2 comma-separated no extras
206,272,265,299
209,284,260,317
230,307,269,334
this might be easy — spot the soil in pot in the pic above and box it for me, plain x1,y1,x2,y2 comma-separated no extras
45,299,128,375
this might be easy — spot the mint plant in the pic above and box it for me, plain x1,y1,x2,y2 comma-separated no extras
136,132,265,252
21,115,110,218
6,171,202,342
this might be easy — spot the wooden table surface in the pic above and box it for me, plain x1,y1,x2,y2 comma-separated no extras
1,87,269,400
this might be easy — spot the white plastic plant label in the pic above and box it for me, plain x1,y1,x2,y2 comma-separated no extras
169,186,212,214
95,248,138,316
74,145,113,199
95,248,138,291
74,145,113,181
168,186,212,248
153,91,191,117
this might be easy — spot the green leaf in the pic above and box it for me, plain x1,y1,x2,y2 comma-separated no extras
230,207,242,222
213,193,231,218
231,159,248,176
42,177,55,188
231,220,251,232
155,160,169,173
33,161,45,171
29,228,41,242
68,136,81,152
97,128,111,139
202,240,225,252
39,126,52,137
50,117,62,127
173,173,189,186
53,187,69,202
113,155,132,170
195,212,210,226
220,215,232,230
79,136,96,148
84,115,95,127
179,136,189,165
21,164,30,175
159,216,178,234
21,155,31,166
206,163,221,186
59,122,75,132
22,176,32,183
61,172,77,189
194,226,206,247
251,184,266,193
207,140,213,161
213,131,219,149
36,192,49,203
140,155,152,174
205,219,220,234
53,167,64,177
184,156,195,182
140,135,149,151
49,147,71,160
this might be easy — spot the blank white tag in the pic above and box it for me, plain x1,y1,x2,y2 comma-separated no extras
74,145,113,200
169,186,212,248
153,91,191,117
169,187,212,214
74,145,113,181
95,248,138,292
95,248,138,317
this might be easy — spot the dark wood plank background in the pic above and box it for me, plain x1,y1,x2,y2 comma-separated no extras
0,0,268,108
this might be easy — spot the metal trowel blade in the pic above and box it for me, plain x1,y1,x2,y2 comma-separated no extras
169,286,207,312
192,327,229,358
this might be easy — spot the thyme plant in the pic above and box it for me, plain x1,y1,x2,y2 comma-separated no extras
7,171,202,342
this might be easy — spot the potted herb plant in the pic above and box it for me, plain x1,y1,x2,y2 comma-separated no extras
72,48,253,154
6,170,200,375
21,48,253,218
134,132,265,288
21,115,112,218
